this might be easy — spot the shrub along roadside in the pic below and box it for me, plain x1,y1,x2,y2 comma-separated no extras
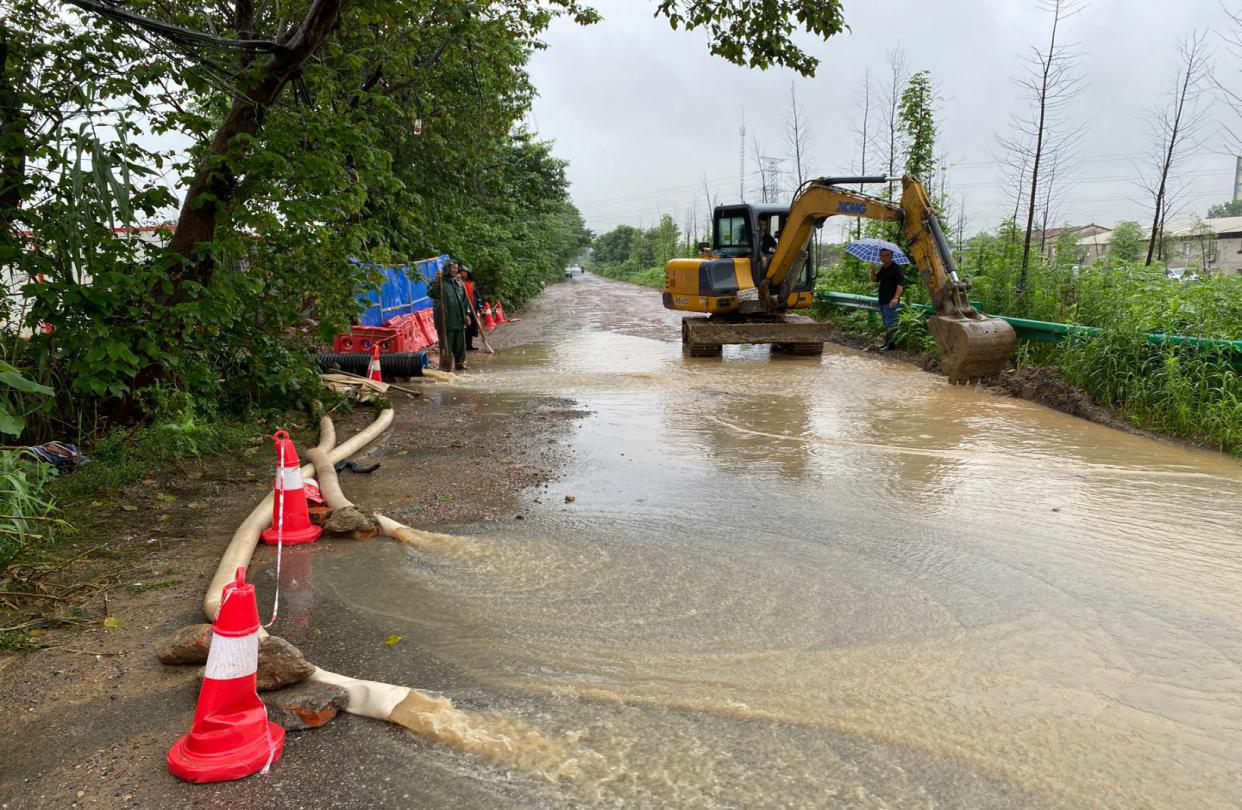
589,261,665,289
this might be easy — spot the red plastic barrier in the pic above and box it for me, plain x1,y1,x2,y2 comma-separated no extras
332,326,404,353
415,309,438,346
332,310,440,354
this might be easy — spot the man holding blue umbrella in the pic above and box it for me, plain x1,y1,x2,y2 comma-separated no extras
870,248,905,351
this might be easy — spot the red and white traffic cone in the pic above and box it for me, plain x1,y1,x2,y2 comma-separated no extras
482,301,496,332
494,301,508,323
260,430,322,546
367,344,383,382
168,567,285,783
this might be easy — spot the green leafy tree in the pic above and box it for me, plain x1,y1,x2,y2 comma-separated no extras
1110,221,1145,263
593,226,640,266
635,215,680,268
656,0,846,76
1207,200,1242,218
898,70,936,181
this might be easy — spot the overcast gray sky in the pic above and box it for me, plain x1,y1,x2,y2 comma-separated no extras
527,0,1238,239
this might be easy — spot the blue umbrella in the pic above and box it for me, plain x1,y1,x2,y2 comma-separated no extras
844,238,910,265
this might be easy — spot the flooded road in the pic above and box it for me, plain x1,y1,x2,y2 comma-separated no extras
318,274,1242,808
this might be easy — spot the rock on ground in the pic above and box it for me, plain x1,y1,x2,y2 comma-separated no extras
257,635,316,691
262,680,349,730
323,505,381,537
155,623,212,665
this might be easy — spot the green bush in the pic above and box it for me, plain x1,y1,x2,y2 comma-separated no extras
590,259,665,289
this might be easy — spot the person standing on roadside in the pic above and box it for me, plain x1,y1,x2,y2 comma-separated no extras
429,260,472,370
869,248,905,351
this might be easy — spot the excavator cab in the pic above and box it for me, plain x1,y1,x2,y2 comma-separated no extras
662,204,815,318
713,205,805,288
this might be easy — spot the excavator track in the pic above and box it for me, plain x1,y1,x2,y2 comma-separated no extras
682,316,832,357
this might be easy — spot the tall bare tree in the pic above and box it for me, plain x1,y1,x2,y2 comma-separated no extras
784,83,813,188
1034,130,1083,254
874,47,909,200
1000,0,1085,292
996,142,1032,244
1142,30,1210,265
701,173,716,244
955,195,968,253
1214,5,1242,152
851,68,872,238
782,82,815,264
751,136,771,203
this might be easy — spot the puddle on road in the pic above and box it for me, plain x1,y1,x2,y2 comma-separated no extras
315,276,1242,807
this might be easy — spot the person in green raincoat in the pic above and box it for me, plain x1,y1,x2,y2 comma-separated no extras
429,260,473,370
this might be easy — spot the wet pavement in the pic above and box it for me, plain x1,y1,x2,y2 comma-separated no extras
272,274,1242,808
8,273,1240,809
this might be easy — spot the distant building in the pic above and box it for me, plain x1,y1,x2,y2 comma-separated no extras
1075,217,1242,275
1040,224,1111,258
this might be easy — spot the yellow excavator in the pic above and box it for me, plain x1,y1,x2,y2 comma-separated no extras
662,175,1017,381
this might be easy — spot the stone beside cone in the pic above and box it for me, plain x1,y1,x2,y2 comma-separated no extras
156,624,212,665
263,680,349,731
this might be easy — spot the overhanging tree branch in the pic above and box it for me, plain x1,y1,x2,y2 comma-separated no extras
61,0,280,52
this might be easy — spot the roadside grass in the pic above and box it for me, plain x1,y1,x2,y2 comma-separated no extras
589,261,664,288
0,449,64,578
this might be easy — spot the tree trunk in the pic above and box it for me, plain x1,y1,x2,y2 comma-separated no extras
0,32,30,234
1019,5,1062,293
166,0,344,286
1146,37,1199,266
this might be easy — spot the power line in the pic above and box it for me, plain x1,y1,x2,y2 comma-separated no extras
574,149,1228,212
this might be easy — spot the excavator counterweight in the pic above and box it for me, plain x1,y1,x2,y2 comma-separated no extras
662,175,1016,382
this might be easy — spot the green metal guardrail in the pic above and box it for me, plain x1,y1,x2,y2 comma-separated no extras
814,291,1242,361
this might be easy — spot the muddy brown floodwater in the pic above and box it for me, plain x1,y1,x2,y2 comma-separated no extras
9,273,1237,809
300,274,1242,808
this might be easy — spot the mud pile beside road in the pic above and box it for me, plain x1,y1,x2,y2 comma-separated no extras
987,365,1125,428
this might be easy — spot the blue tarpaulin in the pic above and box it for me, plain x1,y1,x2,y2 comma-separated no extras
350,255,446,326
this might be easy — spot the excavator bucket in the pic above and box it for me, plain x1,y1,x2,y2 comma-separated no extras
928,315,1018,383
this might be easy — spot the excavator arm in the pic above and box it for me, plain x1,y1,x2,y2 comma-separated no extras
760,175,1016,380
760,181,900,303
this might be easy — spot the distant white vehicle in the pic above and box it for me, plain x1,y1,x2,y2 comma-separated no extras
1165,267,1201,282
